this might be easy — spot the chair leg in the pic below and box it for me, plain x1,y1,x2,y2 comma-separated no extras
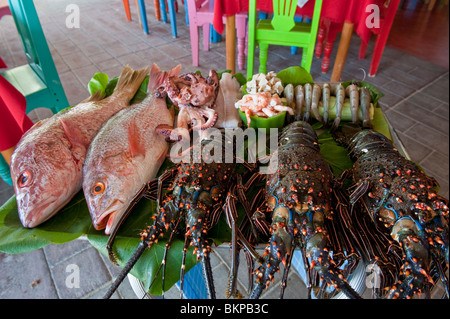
322,40,333,73
167,0,177,37
184,0,189,25
159,0,168,23
137,0,149,34
359,38,368,59
154,0,161,20
123,0,132,21
258,43,269,74
236,16,247,70
202,24,210,51
369,0,401,76
315,21,326,58
189,24,200,66
302,46,315,72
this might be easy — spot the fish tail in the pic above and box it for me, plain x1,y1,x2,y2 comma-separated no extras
148,63,181,91
111,65,150,101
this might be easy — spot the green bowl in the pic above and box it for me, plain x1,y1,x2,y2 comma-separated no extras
238,110,286,129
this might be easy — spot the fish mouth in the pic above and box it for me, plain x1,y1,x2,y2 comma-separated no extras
93,199,126,235
18,192,72,228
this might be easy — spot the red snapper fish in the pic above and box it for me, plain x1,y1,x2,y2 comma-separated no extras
10,65,149,228
82,64,181,235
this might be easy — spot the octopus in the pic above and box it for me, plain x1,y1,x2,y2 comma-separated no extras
156,70,220,141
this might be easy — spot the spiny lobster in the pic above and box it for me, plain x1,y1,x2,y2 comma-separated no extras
248,121,363,299
336,128,449,299
103,131,257,299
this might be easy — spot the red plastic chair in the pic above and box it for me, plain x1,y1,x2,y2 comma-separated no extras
0,0,11,19
358,0,401,76
315,0,401,77
186,0,248,69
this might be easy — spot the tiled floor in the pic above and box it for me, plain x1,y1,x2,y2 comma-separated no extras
0,0,448,299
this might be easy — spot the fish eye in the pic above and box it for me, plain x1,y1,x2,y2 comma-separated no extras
92,182,105,195
17,171,32,187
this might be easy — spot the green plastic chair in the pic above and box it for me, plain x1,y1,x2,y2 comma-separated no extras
246,0,323,80
1,0,69,115
0,0,69,186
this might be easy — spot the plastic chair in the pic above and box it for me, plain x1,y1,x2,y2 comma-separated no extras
159,0,179,37
247,0,323,79
358,0,401,77
186,0,248,69
122,0,149,34
1,0,69,115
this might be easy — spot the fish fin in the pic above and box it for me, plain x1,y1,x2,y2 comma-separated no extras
127,118,146,158
59,118,89,149
111,65,150,102
148,63,182,91
81,89,106,103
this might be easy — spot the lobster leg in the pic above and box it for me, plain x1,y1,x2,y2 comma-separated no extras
147,217,183,298
179,230,190,299
280,246,295,299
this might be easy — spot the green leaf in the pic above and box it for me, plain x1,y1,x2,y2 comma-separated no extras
318,130,354,177
86,198,199,295
87,73,109,96
372,107,392,141
233,72,247,86
104,76,119,97
276,66,314,87
0,191,93,254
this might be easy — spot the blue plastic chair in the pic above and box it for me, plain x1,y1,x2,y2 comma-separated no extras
159,0,178,37
0,0,69,185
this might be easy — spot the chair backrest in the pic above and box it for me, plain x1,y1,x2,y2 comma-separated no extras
249,0,323,29
186,0,211,14
272,0,297,32
8,0,62,93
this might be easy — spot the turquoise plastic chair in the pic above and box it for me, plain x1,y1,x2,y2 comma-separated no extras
0,0,69,185
1,0,69,115
247,0,323,79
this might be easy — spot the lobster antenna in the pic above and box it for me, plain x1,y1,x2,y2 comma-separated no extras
103,242,147,299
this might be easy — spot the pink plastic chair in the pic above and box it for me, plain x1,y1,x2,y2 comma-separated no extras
186,0,248,70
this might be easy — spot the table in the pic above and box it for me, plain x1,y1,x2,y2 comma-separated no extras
213,0,385,76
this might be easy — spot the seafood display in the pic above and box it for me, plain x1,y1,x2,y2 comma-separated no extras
103,132,255,299
335,128,449,299
249,121,362,299
2,62,448,300
9,65,149,228
82,64,180,236
155,70,220,140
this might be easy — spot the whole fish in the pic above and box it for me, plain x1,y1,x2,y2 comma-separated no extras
10,65,149,228
82,64,181,235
